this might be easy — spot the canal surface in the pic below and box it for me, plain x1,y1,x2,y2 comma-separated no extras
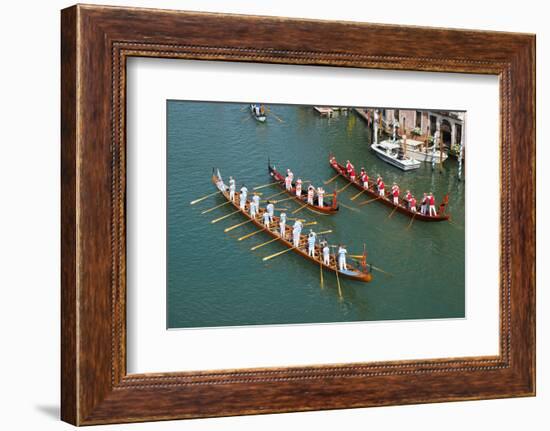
167,101,465,329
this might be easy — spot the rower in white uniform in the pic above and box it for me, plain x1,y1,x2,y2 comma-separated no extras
252,192,260,212
292,219,303,248
322,241,330,266
239,185,248,210
317,187,325,207
279,212,287,239
307,230,317,257
249,198,258,218
262,210,271,228
229,176,236,202
295,178,303,198
266,201,275,223
337,245,348,271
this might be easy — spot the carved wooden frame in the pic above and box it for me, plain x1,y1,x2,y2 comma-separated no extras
61,4,536,425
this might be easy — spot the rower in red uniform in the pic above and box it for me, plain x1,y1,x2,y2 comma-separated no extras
376,174,382,188
360,168,369,189
377,177,385,197
428,192,437,216
346,160,355,179
404,190,412,208
349,166,356,182
285,174,292,191
391,183,400,205
410,195,417,213
420,193,428,215
307,185,315,205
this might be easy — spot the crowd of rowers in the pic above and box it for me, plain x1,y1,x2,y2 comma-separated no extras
330,156,439,216
217,175,351,272
283,168,329,207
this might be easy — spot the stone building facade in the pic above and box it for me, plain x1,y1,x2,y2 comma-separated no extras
378,108,465,152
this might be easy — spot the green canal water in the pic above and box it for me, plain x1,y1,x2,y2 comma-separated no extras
167,101,465,329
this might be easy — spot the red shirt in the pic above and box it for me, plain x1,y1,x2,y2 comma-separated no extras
379,181,385,190
405,192,412,201
429,195,435,205
410,198,417,207
393,188,399,197
350,168,356,177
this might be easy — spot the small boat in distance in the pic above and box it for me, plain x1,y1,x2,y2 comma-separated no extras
403,138,448,163
371,140,421,171
268,162,339,215
250,104,267,122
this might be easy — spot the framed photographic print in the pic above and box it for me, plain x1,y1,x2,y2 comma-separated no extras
61,4,535,425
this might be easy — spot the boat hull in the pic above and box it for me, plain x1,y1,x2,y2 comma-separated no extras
405,148,448,163
371,143,421,171
212,173,371,282
329,157,449,222
268,164,339,215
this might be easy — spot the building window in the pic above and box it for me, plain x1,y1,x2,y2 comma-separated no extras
455,124,462,146
415,111,422,129
429,115,437,136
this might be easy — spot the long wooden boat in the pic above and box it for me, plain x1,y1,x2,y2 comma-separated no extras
329,155,450,222
212,171,372,282
268,162,339,215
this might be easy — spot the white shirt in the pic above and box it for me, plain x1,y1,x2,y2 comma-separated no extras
338,247,347,259
266,203,274,216
263,212,270,223
323,246,330,259
308,234,316,247
280,213,287,224
252,195,260,207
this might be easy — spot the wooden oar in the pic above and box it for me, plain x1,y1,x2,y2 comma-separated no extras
370,264,394,277
263,190,287,200
201,200,232,214
291,203,308,214
338,202,360,213
407,212,417,229
337,182,353,193
253,182,279,191
238,229,263,241
350,189,366,201
190,190,220,205
272,196,297,204
332,249,343,299
262,246,296,261
211,210,240,224
324,173,340,185
387,205,399,219
224,219,253,233
303,221,317,226
319,256,324,289
271,112,285,123
251,237,280,251
359,196,382,206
